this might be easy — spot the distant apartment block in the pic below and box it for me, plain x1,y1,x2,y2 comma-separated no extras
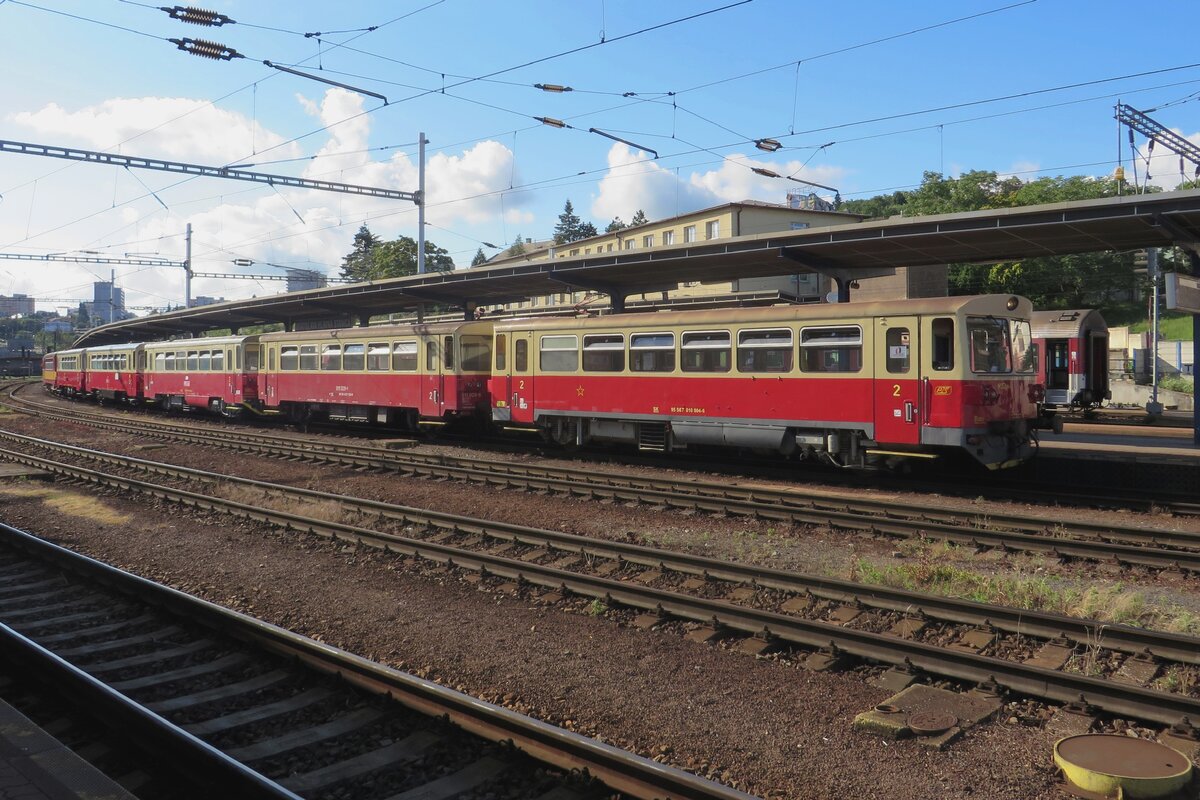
0,293,35,317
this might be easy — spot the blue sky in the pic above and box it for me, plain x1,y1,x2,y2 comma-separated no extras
0,0,1197,312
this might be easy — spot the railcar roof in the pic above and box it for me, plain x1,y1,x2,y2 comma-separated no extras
142,335,259,349
80,342,142,353
1031,309,1108,337
492,295,1032,332
258,319,493,343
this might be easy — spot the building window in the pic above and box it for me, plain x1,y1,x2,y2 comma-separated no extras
643,234,655,248
570,248,580,256
624,239,635,250
683,225,696,243
662,230,675,245
607,243,614,252
705,220,719,239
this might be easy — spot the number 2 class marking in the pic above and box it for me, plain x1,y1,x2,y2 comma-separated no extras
892,384,901,397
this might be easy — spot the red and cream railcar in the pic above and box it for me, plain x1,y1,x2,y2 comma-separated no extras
258,320,494,427
83,343,143,402
48,348,87,395
142,336,262,415
1032,309,1109,415
489,296,1042,469
41,353,58,392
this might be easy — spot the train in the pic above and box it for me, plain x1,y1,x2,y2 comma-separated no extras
1031,309,1110,418
42,295,1046,470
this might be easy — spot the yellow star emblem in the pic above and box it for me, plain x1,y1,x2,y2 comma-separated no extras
576,385,585,396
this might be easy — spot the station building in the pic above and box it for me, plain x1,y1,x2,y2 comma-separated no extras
477,198,948,314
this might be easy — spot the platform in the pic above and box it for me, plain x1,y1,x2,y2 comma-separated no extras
0,697,136,800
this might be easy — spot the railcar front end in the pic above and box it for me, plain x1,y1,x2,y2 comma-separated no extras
1031,309,1110,417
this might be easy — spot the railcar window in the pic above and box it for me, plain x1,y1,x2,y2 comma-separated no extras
367,343,389,371
1010,320,1037,373
393,341,418,372
932,318,954,370
299,345,318,371
187,351,198,371
343,343,365,371
137,352,146,370
199,351,211,371
164,353,175,371
494,334,507,371
235,348,241,370
630,332,675,372
885,328,910,373
244,347,259,373
583,334,625,372
263,349,270,371
280,346,299,371
443,336,455,369
737,328,793,373
681,331,731,373
155,353,166,371
515,339,528,371
540,335,578,372
800,326,862,373
968,317,1012,373
321,345,342,371
425,341,438,371
460,335,491,371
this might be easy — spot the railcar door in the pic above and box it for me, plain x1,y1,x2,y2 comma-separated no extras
509,331,535,424
420,336,445,417
873,316,921,445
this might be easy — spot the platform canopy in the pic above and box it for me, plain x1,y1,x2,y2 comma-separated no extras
74,188,1200,347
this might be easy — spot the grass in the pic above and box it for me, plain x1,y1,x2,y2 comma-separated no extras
1101,303,1193,340
1160,375,1194,395
849,553,1200,635
0,485,129,525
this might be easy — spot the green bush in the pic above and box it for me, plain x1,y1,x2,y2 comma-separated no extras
1160,375,1194,395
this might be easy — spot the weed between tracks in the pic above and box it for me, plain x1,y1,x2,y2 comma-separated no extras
849,544,1200,635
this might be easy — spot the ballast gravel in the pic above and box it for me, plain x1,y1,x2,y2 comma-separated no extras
0,404,1105,798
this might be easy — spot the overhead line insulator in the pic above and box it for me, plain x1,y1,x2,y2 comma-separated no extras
161,5,234,27
169,37,243,61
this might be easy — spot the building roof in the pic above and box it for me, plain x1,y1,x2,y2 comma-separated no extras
71,188,1200,347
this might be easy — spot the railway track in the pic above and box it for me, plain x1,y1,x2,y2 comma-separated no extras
0,518,752,800
5,388,1199,568
3,431,1200,730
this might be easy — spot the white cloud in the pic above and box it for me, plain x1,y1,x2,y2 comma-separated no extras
591,144,713,223
1134,128,1200,190
9,97,300,164
591,144,847,224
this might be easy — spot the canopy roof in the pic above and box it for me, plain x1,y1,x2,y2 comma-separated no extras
75,188,1200,347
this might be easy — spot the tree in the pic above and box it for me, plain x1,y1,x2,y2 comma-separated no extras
339,224,383,281
471,248,488,267
630,209,648,226
553,199,585,244
578,221,598,239
605,217,627,233
340,231,454,281
506,234,526,257
843,169,1138,307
